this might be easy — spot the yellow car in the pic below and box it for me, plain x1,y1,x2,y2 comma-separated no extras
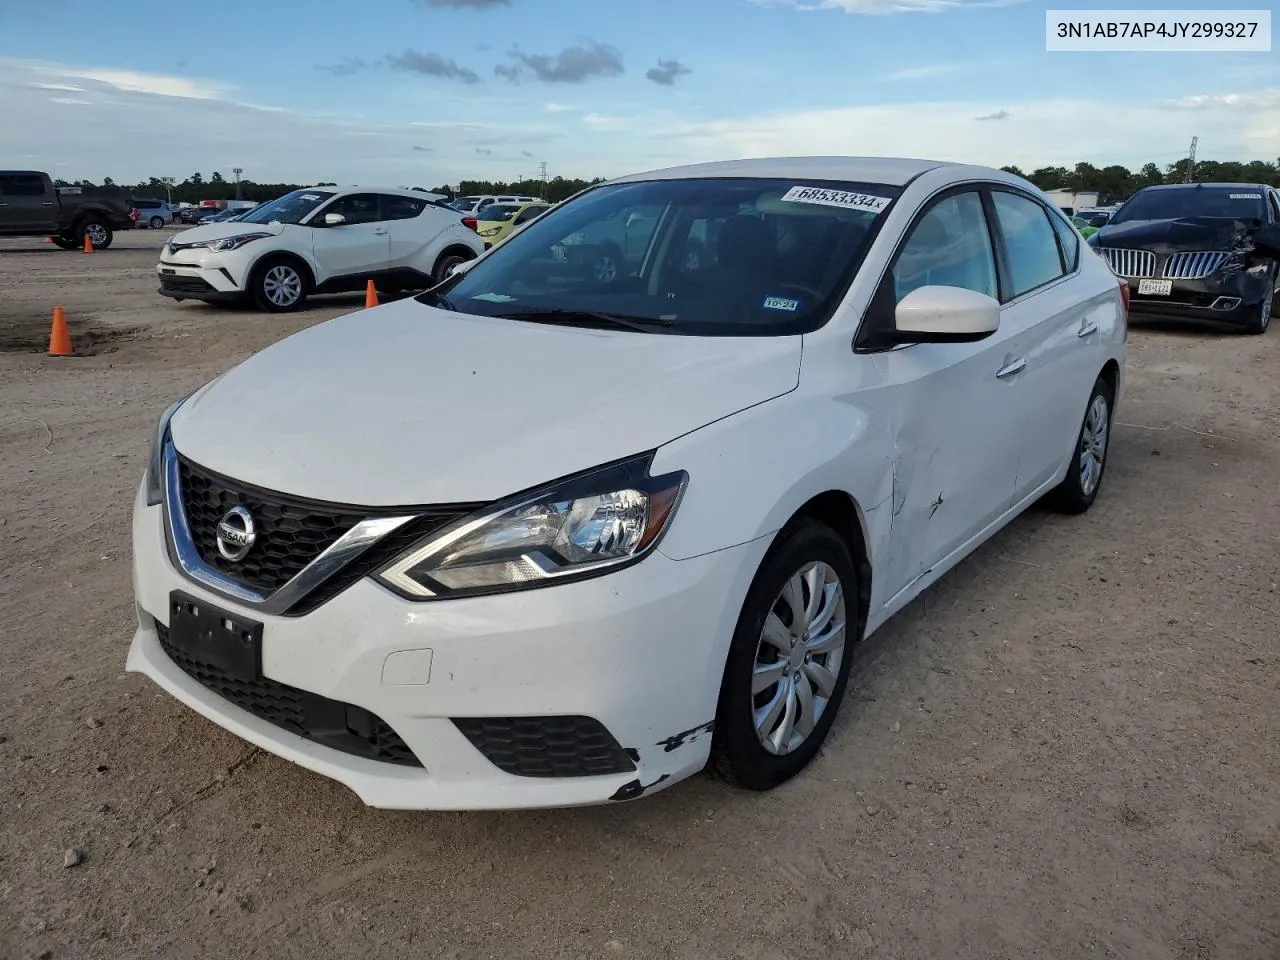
474,201,551,249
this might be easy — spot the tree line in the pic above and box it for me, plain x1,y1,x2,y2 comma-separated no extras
55,157,1280,209
53,172,605,206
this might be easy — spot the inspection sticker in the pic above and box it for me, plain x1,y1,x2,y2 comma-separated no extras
780,186,891,213
763,296,800,312
1230,193,1261,199
301,194,321,201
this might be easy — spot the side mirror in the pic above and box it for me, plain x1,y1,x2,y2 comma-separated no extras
894,285,1000,343
1089,215,1109,228
447,260,474,278
322,212,346,227
1251,223,1280,260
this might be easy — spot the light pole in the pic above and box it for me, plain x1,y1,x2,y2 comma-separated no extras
232,167,243,200
161,176,175,206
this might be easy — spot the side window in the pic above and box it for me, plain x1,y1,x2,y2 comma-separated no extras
1269,191,1280,222
992,191,1066,298
0,174,47,197
381,195,427,221
514,206,544,225
324,193,380,225
1048,207,1080,272
891,191,997,303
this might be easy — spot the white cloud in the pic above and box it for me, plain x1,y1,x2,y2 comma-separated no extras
29,81,84,91
35,64,234,100
650,94,1280,171
1165,90,1280,110
543,101,576,112
582,113,629,129
757,0,1024,13
885,63,964,80
48,96,92,105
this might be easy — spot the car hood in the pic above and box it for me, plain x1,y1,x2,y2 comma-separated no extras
169,301,802,506
1094,217,1262,254
169,221,287,245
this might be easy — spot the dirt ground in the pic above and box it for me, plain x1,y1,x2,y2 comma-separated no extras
1,230,1278,960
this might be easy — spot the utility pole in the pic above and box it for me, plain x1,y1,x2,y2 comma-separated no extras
232,167,243,200
160,176,175,206
1185,137,1197,183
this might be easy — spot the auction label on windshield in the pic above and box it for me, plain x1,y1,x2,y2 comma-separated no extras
1047,10,1271,51
781,187,891,214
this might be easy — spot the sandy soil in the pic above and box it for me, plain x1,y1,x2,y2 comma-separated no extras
1,231,1278,960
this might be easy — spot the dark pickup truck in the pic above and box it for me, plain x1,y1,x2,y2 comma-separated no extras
0,170,135,249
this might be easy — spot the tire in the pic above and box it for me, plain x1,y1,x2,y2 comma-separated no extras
1241,267,1275,335
709,518,858,791
249,256,308,312
149,216,165,230
51,237,78,250
78,218,112,250
1048,375,1114,514
432,249,474,285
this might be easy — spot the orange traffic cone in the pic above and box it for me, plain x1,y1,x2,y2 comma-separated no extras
48,306,72,357
364,280,379,308
82,232,93,254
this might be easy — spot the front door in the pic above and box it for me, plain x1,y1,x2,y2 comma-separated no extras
875,189,1024,596
308,193,391,283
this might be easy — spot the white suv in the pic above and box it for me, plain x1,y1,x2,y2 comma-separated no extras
157,187,484,311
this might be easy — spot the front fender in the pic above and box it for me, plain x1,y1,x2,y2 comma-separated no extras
652,390,895,570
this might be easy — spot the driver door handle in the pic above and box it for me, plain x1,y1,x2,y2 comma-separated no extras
995,356,1027,379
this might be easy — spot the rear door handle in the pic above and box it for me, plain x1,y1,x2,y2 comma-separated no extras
995,357,1027,379
1078,321,1099,337
373,228,388,235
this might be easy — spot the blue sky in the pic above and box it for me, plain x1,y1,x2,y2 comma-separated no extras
2,0,1277,186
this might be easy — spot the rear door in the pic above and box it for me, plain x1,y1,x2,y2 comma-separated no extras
0,173,57,232
378,193,434,269
308,193,391,281
986,188,1106,496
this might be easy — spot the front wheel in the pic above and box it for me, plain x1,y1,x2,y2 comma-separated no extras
1242,269,1274,335
1048,376,1113,514
710,518,858,791
250,257,308,312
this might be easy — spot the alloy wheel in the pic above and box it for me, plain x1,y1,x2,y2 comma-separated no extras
263,265,302,307
85,223,108,247
1079,393,1109,496
593,254,618,284
751,561,847,756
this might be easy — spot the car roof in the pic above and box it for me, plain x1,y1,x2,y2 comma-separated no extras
608,156,980,188
1137,182,1270,192
320,186,447,201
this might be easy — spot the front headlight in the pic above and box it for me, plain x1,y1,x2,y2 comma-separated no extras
207,233,271,252
376,454,687,599
143,395,191,505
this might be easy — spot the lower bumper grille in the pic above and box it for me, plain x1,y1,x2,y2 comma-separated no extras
452,716,636,778
159,273,217,294
157,622,422,767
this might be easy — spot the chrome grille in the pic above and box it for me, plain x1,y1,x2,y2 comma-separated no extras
1099,248,1156,279
1162,251,1229,280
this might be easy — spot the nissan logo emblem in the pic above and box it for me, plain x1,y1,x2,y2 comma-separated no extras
215,505,257,562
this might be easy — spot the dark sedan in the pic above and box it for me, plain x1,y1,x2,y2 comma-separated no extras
1088,183,1280,334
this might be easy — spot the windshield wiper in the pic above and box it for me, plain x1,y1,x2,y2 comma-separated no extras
494,308,675,333
416,289,459,312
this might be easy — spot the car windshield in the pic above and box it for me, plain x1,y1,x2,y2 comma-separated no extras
238,189,335,225
480,204,522,222
424,177,900,336
1112,186,1267,224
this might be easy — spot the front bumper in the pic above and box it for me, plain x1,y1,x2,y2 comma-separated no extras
127,483,767,810
1123,270,1272,328
157,256,246,302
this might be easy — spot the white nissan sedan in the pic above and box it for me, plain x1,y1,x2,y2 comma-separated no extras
127,158,1127,810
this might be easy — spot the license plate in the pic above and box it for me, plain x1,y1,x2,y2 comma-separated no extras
1138,279,1172,296
168,591,262,682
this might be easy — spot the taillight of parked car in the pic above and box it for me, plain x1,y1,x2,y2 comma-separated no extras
130,208,140,221
462,217,478,232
